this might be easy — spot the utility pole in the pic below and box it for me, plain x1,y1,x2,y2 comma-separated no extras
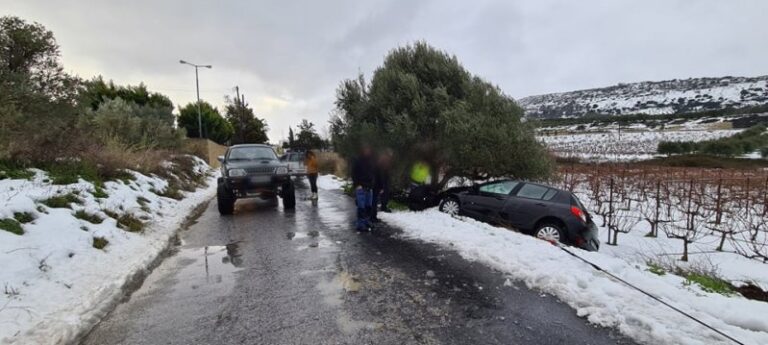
179,60,212,139
235,86,243,143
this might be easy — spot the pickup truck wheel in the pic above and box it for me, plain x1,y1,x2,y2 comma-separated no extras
217,184,235,215
282,181,296,210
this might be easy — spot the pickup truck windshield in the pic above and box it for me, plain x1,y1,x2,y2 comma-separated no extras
228,147,277,161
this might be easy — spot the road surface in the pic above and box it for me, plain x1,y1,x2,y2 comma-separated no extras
82,180,635,345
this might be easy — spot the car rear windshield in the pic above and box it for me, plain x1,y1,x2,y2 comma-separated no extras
228,147,277,161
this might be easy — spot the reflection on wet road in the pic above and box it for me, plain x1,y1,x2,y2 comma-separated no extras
82,180,635,345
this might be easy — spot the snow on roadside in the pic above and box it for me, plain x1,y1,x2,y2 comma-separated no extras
380,209,768,345
317,174,346,190
0,156,218,345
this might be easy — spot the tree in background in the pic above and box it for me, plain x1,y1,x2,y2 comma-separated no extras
79,77,175,125
0,16,81,161
331,41,551,187
286,126,295,148
178,101,233,145
294,119,325,149
225,95,269,144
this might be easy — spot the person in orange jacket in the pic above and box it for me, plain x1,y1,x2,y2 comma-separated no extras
305,150,319,199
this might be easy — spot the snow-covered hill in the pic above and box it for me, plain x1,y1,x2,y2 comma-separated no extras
520,76,768,118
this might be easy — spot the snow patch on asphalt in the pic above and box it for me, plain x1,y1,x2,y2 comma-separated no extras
381,209,768,345
0,157,217,344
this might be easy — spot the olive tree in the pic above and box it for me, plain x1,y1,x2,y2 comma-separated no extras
331,42,551,187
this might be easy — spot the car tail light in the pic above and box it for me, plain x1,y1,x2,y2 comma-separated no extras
570,206,586,223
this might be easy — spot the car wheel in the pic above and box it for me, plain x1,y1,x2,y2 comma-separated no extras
282,181,296,210
217,184,235,215
534,223,565,244
439,197,461,216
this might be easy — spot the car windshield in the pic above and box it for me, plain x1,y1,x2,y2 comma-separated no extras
227,147,277,161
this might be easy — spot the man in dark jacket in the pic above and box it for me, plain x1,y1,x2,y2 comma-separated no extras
371,149,393,222
351,145,375,231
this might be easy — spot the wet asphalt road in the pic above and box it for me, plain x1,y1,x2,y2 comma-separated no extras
82,180,636,345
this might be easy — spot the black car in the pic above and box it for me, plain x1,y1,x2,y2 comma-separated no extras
438,180,599,251
217,144,295,215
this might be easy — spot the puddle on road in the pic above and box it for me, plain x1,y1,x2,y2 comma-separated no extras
315,269,381,334
171,244,244,296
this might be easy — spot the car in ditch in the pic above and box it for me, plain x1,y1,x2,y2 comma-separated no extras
438,179,599,251
217,144,296,215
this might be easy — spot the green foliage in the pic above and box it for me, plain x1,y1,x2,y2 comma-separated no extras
41,193,82,208
332,42,551,187
387,200,409,212
74,210,104,224
291,119,325,149
103,210,144,232
657,124,768,157
225,96,269,144
0,160,34,180
92,236,109,250
646,262,666,276
92,185,108,198
0,218,24,235
79,77,173,119
178,101,233,144
78,97,184,150
684,273,735,296
13,212,34,224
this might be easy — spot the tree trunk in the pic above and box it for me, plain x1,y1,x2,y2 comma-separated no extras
681,240,689,262
716,232,727,252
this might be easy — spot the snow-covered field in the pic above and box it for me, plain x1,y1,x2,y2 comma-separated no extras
381,209,768,345
0,157,217,344
538,129,741,162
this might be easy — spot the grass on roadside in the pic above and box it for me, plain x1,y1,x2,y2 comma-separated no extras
13,212,35,224
387,200,409,212
0,160,35,180
74,210,104,224
683,272,735,296
41,193,83,209
0,218,24,235
103,210,144,233
92,236,109,250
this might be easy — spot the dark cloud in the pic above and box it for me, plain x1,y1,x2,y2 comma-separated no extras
6,0,767,141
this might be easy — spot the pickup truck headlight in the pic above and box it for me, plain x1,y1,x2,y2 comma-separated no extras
275,166,288,175
228,168,246,177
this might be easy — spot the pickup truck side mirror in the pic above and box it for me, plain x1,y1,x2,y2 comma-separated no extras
217,156,225,163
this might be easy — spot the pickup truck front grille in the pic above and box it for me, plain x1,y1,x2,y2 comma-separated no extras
245,167,275,174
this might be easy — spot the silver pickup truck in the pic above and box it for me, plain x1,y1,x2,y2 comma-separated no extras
280,151,307,175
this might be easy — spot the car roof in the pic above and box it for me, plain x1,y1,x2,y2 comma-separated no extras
485,179,569,194
229,144,272,149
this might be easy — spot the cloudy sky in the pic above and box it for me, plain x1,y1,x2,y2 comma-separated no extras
6,0,768,141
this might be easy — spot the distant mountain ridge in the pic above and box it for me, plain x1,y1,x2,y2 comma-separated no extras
519,75,768,119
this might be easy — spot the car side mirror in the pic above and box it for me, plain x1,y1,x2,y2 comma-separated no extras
471,184,479,194
217,156,225,163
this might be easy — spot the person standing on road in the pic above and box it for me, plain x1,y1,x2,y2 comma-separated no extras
351,145,375,231
305,150,319,200
372,148,393,222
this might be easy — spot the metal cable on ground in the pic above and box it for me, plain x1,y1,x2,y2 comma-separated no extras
556,245,746,345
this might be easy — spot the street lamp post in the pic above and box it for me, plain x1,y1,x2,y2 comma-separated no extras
179,60,212,139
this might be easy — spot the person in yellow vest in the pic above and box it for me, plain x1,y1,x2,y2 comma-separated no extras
305,150,319,200
410,160,430,185
407,160,432,210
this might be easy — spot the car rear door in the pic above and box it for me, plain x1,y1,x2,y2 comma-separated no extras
501,183,558,231
461,181,519,222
